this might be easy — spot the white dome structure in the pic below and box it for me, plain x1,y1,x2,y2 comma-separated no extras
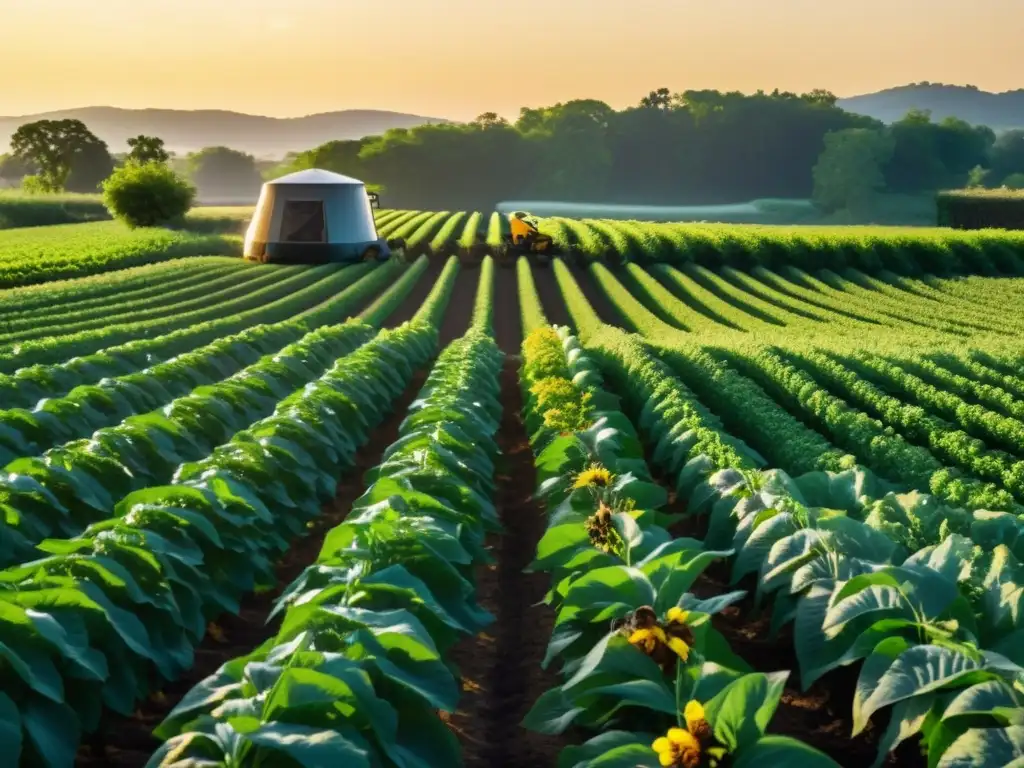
243,169,393,263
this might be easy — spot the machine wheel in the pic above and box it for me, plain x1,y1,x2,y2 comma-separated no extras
362,246,381,261
386,237,406,251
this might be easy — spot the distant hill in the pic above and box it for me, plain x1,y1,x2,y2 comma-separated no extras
838,84,1024,130
0,107,450,158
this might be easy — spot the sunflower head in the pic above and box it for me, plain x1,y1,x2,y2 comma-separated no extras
652,727,701,768
619,605,695,671
585,501,622,555
573,464,614,490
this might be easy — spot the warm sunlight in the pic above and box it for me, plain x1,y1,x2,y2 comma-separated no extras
1,2,1023,767
0,0,1018,119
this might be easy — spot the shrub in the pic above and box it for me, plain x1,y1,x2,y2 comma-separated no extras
20,175,49,194
102,161,196,228
937,188,1024,230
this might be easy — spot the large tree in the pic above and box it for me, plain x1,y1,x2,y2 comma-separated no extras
812,128,895,213
127,135,170,165
186,146,263,201
65,140,115,193
10,119,106,192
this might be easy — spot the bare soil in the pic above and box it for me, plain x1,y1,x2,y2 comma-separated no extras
383,261,444,328
531,263,574,329
438,267,479,343
442,280,573,766
443,359,572,768
570,264,621,325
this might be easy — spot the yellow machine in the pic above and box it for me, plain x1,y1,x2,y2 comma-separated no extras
505,211,554,255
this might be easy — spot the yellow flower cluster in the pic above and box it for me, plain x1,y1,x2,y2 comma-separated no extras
522,328,570,382
628,625,690,661
652,701,712,768
530,376,592,434
573,464,614,490
627,606,692,660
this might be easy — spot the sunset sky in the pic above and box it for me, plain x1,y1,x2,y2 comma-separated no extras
0,0,1018,120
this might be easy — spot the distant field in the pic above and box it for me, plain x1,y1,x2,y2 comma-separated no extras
374,208,1024,276
0,190,109,228
0,220,239,288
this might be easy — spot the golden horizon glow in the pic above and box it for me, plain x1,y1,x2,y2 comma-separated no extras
0,0,1018,121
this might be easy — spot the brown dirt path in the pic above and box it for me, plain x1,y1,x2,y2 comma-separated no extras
444,359,570,768
491,262,521,354
383,261,443,328
571,264,622,326
443,281,570,766
531,263,574,329
76,369,429,768
438,267,479,343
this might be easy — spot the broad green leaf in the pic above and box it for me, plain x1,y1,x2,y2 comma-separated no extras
937,725,1024,768
703,672,789,752
732,735,842,768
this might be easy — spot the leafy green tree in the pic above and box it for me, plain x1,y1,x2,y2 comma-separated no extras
1003,173,1024,190
883,110,994,192
66,139,115,193
812,128,895,213
0,153,35,184
10,119,105,192
102,161,195,227
471,112,509,128
127,135,170,165
990,130,1024,186
186,146,262,200
639,88,673,110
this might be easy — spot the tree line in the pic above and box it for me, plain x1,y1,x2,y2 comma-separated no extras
272,88,1024,214
3,89,1024,218
0,121,263,201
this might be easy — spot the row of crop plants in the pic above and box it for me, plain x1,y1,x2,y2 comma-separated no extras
0,261,425,466
0,257,459,764
372,209,1024,276
513,260,841,766
0,260,399,372
0,221,240,289
532,255,1024,766
563,256,1024,510
143,258,505,764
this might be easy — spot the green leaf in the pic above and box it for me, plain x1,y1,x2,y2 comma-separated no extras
937,725,1024,768
235,721,372,767
860,645,985,729
557,730,660,768
0,693,22,761
732,735,842,767
704,672,789,752
23,696,79,768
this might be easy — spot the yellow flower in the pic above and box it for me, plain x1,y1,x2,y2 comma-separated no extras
666,634,690,661
628,626,668,654
684,700,712,744
683,701,705,729
652,727,701,768
667,607,690,625
574,465,614,490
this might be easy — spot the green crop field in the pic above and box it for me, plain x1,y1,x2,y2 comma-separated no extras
1,213,1024,768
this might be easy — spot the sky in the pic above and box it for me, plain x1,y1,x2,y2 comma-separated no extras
0,0,1019,121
